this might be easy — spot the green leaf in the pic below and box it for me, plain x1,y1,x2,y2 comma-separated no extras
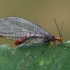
0,41,70,70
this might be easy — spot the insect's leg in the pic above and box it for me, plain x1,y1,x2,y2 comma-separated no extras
42,43,50,54
18,39,32,48
53,41,56,46
23,39,32,45
49,41,56,48
50,43,55,48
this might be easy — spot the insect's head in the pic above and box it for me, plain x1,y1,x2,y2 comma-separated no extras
54,37,63,43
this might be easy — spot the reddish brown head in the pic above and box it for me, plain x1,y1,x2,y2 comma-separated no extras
54,37,63,43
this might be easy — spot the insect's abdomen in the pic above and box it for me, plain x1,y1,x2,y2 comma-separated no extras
14,33,53,45
14,36,26,45
14,34,46,45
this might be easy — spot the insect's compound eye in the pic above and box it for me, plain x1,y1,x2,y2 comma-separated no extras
58,38,62,42
58,39,61,41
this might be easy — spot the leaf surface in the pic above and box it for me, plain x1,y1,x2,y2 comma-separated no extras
0,42,70,70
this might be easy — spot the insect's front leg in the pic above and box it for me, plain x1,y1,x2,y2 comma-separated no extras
42,42,50,54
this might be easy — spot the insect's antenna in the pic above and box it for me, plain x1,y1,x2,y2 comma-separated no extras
61,20,63,39
54,19,61,38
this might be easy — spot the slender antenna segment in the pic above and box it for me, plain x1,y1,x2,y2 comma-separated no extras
54,19,61,38
61,20,63,38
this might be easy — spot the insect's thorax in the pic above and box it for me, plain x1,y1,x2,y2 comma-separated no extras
43,34,55,43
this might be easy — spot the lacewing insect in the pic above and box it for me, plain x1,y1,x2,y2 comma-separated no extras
0,17,63,46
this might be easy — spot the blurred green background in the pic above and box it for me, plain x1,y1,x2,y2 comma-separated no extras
0,0,70,47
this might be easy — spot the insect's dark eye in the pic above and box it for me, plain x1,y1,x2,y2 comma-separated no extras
58,39,60,41
58,39,62,42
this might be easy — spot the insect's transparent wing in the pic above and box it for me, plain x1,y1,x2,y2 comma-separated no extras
0,30,34,40
0,17,50,40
